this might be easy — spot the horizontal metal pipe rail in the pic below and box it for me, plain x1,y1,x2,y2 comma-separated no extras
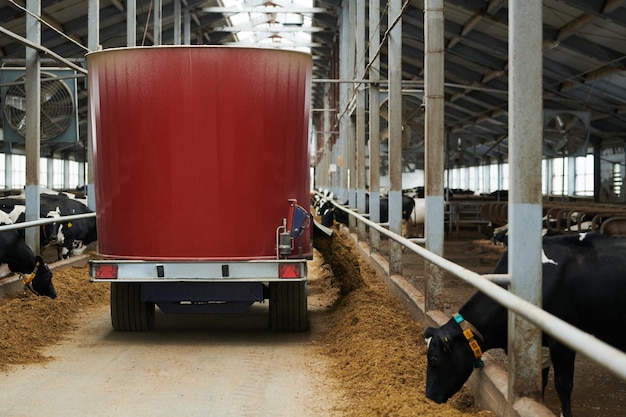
0,212,96,232
319,196,626,381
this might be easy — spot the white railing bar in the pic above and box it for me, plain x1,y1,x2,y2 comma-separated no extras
481,273,512,285
319,196,626,381
0,212,96,232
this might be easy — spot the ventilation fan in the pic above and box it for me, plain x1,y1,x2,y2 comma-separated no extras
380,94,424,149
378,94,425,172
543,110,590,157
1,68,78,143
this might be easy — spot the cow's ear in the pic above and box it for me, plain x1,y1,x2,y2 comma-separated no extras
34,255,44,266
424,327,436,338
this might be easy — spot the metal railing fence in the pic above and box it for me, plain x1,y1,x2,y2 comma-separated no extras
0,212,96,233
319,196,626,381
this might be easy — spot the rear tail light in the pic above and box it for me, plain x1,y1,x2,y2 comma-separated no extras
279,263,301,279
93,264,118,279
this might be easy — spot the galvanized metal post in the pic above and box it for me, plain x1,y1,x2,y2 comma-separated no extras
388,0,403,274
322,105,333,189
127,0,136,46
87,0,99,211
338,1,351,203
46,158,53,188
507,0,543,408
424,0,446,312
4,154,12,190
347,3,357,218
173,0,181,45
368,0,381,252
25,0,41,253
63,159,70,189
356,3,367,240
153,0,162,45
568,156,576,197
183,10,191,45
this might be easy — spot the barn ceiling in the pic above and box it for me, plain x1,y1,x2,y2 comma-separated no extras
1,1,626,169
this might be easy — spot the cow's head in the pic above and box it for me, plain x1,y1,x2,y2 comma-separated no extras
319,201,335,227
43,208,63,245
29,256,57,299
424,320,476,404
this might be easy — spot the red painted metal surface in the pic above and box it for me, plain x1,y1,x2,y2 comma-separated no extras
87,46,312,260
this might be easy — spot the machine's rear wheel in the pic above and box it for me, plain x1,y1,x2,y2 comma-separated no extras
269,281,308,332
111,283,155,331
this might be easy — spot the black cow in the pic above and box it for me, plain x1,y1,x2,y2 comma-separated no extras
424,233,626,417
0,211,56,298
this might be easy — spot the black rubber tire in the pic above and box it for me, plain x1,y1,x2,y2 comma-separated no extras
269,281,308,332
110,283,155,331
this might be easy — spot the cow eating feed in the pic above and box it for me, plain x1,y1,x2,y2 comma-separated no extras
0,210,57,299
424,233,626,417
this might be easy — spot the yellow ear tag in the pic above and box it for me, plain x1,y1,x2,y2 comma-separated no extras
68,222,73,228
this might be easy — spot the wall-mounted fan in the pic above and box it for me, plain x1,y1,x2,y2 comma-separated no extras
380,94,424,149
543,110,590,157
378,93,425,172
1,68,78,143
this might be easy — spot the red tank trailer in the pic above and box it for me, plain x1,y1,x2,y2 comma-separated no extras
88,46,312,332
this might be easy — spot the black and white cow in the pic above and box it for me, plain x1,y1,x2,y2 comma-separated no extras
318,195,416,233
424,233,626,417
0,193,96,259
40,193,96,259
0,196,57,248
375,195,416,225
0,211,56,298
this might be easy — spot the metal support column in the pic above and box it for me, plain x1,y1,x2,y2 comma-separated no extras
153,0,162,45
174,0,182,45
593,143,601,202
424,0,445,312
347,3,356,217
87,0,99,211
127,0,136,46
323,102,332,190
4,153,12,191
388,0,403,274
25,0,41,253
46,158,53,188
184,10,191,45
507,0,543,409
338,1,351,203
368,0,381,252
356,3,367,240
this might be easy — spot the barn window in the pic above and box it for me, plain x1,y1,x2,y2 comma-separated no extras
500,163,509,191
613,162,622,197
68,160,80,189
542,159,549,195
468,166,477,191
456,168,468,190
40,158,49,188
0,154,4,189
488,164,499,192
52,158,64,189
551,157,568,196
574,154,594,197
477,165,486,194
12,154,25,190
